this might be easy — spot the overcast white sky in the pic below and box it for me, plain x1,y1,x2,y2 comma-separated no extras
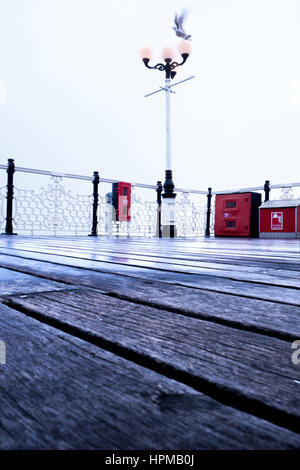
0,0,299,191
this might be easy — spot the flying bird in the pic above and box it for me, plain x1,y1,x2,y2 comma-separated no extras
172,10,191,41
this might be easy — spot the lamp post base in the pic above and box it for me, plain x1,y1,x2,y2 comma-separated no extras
162,170,177,239
161,224,177,238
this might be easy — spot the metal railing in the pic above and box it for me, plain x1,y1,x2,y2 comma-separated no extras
1,159,299,237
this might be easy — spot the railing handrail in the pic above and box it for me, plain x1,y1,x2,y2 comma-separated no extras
0,163,299,195
213,182,300,195
0,164,207,194
0,164,92,181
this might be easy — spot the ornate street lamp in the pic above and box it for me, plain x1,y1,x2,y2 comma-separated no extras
141,41,193,238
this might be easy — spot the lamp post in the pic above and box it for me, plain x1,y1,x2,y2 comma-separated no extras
141,42,192,238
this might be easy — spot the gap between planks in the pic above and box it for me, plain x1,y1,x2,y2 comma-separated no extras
0,254,299,306
2,290,300,435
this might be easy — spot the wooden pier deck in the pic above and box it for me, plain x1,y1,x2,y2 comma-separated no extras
0,236,299,450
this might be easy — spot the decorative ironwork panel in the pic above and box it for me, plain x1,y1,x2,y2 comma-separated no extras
264,187,300,201
97,195,110,235
279,187,295,199
176,192,207,237
210,196,216,235
96,187,157,237
0,186,6,231
126,186,157,237
2,162,299,238
14,177,93,235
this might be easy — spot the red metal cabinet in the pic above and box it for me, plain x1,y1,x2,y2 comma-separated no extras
214,192,261,237
259,199,300,238
112,182,131,222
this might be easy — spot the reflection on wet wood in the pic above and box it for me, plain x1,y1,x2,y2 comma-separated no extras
0,236,299,449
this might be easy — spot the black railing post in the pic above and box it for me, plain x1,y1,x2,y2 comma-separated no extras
205,187,212,237
264,180,270,202
156,180,162,238
89,171,100,236
3,158,17,235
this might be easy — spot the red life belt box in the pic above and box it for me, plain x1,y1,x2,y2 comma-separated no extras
214,192,261,237
112,182,131,222
259,199,300,238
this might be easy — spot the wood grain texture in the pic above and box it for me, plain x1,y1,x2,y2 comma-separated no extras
0,236,299,449
5,288,300,430
1,253,299,306
0,236,299,287
0,267,73,296
2,303,299,450
0,257,299,342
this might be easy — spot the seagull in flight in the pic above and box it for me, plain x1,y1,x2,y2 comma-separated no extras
172,10,191,41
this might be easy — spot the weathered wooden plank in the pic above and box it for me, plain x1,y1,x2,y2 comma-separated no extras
71,279,300,341
0,256,298,339
1,236,298,260
4,235,299,262
6,288,300,432
13,242,300,279
0,267,71,296
2,303,299,450
0,244,299,288
0,252,299,307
